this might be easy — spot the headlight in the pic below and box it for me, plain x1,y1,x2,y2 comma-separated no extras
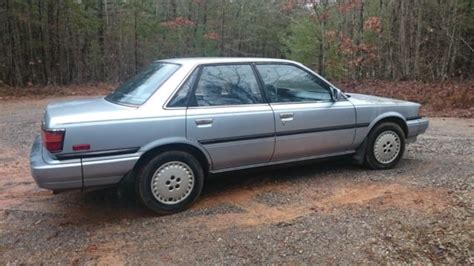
418,106,425,118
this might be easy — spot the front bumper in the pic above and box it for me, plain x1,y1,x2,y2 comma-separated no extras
406,117,429,141
30,136,83,190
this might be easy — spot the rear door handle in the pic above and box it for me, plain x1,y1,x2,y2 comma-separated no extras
195,118,213,126
280,113,294,121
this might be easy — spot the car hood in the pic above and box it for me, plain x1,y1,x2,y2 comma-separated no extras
346,93,417,106
44,97,137,128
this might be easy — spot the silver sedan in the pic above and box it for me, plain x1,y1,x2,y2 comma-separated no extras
30,58,428,214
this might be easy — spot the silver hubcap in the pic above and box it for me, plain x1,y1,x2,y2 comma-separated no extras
373,130,401,164
151,161,194,205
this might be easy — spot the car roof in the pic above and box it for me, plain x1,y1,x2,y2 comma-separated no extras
158,57,296,66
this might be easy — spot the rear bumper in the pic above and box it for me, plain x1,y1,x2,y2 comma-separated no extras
406,117,429,142
30,136,83,190
30,136,139,191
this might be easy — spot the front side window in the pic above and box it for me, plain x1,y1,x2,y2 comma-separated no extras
190,64,263,107
256,64,332,103
106,62,180,106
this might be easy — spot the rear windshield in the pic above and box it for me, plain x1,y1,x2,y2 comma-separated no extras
106,62,180,106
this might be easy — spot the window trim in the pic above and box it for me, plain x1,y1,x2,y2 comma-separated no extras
164,64,200,109
251,63,271,104
254,62,337,105
164,61,346,110
186,63,267,109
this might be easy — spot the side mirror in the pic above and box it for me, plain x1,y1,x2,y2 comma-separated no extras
331,87,343,102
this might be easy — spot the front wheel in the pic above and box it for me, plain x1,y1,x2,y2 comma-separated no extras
364,122,405,170
136,151,204,214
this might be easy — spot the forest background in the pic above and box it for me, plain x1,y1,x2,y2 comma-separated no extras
1,0,472,116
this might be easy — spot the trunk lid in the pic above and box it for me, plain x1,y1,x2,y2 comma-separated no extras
43,97,136,128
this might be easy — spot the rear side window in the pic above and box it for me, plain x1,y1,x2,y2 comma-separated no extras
167,69,199,107
106,62,180,106
190,64,264,107
256,64,331,103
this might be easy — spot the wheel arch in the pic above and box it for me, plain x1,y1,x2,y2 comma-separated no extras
134,139,212,176
353,112,408,164
367,112,408,138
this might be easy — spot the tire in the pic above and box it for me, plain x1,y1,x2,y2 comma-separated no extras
136,151,204,214
364,122,405,170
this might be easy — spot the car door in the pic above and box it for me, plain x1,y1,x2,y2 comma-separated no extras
184,64,275,171
255,63,356,162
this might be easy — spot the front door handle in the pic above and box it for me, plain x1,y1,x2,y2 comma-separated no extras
280,112,294,121
195,118,213,126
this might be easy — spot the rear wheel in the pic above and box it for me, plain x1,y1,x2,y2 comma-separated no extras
136,151,204,214
364,122,405,169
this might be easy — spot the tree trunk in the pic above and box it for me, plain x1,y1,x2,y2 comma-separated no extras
414,0,423,79
399,0,408,79
6,0,24,86
97,0,105,81
170,0,177,19
219,0,226,56
38,0,50,84
134,5,139,73
356,0,364,79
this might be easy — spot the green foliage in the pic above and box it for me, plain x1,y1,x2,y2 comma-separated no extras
281,11,347,79
281,16,321,69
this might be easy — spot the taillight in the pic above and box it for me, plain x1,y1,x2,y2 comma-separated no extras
42,128,65,153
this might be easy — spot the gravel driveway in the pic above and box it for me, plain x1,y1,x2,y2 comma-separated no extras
0,97,472,264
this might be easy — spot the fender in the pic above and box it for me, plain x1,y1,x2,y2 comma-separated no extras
138,137,214,169
366,111,407,133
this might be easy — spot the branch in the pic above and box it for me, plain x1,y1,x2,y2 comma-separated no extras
460,37,474,52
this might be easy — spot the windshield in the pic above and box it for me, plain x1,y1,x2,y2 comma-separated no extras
106,62,180,106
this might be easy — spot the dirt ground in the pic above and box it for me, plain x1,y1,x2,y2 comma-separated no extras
0,97,472,264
